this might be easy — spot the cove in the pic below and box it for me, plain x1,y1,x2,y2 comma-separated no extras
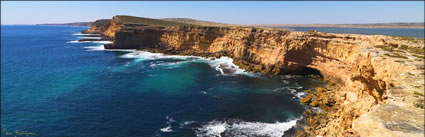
1,25,325,137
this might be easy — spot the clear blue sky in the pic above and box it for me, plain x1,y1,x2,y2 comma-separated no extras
1,1,424,25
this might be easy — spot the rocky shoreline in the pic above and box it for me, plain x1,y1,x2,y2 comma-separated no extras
82,15,425,137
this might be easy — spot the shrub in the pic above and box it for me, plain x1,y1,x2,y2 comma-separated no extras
375,45,394,52
398,45,409,50
384,53,409,59
407,47,425,55
414,91,424,96
413,54,425,59
415,99,424,109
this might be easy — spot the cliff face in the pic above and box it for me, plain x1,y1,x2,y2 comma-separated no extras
82,19,111,34
84,17,425,137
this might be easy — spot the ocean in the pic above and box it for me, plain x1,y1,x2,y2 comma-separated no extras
286,27,425,38
1,25,325,137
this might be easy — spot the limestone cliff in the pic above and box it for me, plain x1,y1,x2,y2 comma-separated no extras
82,19,111,34
83,16,425,137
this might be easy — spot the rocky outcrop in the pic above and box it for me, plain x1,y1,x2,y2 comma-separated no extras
83,16,425,137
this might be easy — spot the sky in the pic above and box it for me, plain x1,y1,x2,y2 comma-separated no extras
1,1,424,25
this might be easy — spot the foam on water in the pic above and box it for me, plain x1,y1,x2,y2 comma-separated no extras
120,51,254,76
77,37,102,39
84,45,136,52
121,51,200,61
160,116,176,133
67,40,113,44
195,119,299,137
180,121,196,128
160,126,173,132
207,57,252,76
72,33,101,36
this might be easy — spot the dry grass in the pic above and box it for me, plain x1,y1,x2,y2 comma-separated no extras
115,15,193,27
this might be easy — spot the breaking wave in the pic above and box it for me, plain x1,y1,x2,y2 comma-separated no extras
72,33,101,36
160,116,176,133
84,45,135,52
77,37,102,39
67,40,113,44
195,119,299,137
120,51,253,76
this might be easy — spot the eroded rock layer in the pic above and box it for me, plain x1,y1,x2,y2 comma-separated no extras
84,16,425,137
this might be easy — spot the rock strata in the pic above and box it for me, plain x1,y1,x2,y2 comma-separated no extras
83,16,425,137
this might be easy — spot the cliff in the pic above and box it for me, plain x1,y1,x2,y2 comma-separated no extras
83,16,425,137
82,19,111,34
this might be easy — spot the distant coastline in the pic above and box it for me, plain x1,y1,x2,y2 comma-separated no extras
246,22,425,29
36,19,425,29
36,22,93,27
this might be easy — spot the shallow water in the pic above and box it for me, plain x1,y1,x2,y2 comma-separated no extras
1,25,325,137
287,27,425,38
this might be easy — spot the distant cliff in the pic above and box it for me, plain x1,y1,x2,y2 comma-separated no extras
83,15,425,137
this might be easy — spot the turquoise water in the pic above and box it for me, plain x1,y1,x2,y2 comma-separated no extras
287,27,424,38
1,25,324,137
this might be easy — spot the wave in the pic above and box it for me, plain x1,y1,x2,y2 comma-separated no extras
77,37,102,39
272,85,305,99
67,40,113,44
207,57,252,76
180,121,196,128
121,51,201,61
72,33,101,36
120,51,254,76
160,116,176,133
84,45,136,52
160,126,173,133
195,119,299,137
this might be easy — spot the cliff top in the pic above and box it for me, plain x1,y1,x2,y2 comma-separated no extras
161,18,232,27
115,15,194,27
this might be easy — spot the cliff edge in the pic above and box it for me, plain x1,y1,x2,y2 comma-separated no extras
83,15,425,137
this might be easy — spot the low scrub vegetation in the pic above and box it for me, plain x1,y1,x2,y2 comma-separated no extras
392,36,425,43
414,91,424,96
384,53,409,59
407,47,425,55
415,98,424,109
376,45,424,59
375,45,394,52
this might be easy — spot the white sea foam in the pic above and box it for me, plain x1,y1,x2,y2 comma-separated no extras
67,40,113,44
207,57,251,76
272,85,306,99
72,33,101,36
280,75,301,79
179,121,197,128
195,119,298,137
160,126,173,132
84,45,105,51
119,51,254,76
84,45,136,52
121,51,201,61
77,37,102,39
160,116,176,133
67,40,80,43
94,41,113,44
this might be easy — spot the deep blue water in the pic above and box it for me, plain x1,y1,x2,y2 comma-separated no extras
287,27,425,38
1,25,324,137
